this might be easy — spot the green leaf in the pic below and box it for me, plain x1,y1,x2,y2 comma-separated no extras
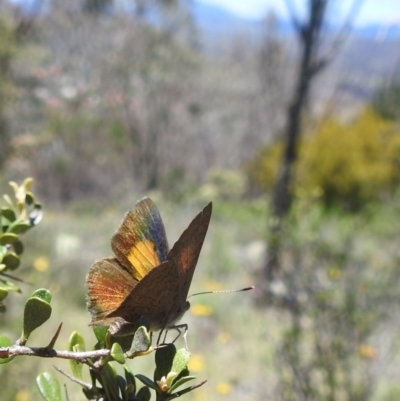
112,334,134,352
169,375,197,393
93,326,108,346
125,383,135,399
36,372,62,401
0,279,20,292
135,374,158,391
100,363,120,401
136,386,151,401
3,194,14,208
68,331,85,379
22,296,52,342
171,348,191,376
130,326,151,354
111,342,125,364
9,222,31,235
0,233,19,245
0,335,15,364
22,177,34,191
165,371,179,389
0,287,8,302
2,252,20,271
8,181,20,194
25,191,35,205
31,288,52,304
1,207,16,222
13,240,24,255
154,343,176,381
124,365,136,391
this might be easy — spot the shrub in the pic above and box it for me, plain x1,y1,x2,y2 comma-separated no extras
246,108,400,209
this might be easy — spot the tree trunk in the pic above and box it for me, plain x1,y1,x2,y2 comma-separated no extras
264,0,328,283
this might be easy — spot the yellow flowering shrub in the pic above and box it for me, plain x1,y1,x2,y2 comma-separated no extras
246,108,400,209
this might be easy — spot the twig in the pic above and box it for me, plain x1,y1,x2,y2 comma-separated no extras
0,345,110,361
53,365,92,390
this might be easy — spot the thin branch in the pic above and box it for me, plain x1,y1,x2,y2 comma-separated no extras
322,0,366,64
53,365,92,390
0,345,110,361
283,0,303,35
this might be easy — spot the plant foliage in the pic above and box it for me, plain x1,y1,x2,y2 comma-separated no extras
246,108,400,209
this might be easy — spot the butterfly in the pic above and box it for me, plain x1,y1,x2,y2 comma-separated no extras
86,198,212,337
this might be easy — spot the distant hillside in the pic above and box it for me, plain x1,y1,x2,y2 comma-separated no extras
192,0,400,111
193,1,400,41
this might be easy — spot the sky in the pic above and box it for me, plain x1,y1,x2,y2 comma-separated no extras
198,0,400,27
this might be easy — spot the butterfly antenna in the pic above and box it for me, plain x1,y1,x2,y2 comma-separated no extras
189,286,254,298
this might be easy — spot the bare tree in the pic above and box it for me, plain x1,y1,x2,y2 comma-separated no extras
264,0,365,285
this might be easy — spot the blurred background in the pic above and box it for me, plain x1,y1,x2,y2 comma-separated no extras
0,0,400,400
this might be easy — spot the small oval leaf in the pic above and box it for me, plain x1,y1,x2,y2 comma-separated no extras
2,252,20,271
13,240,24,255
25,191,35,205
69,331,85,379
136,386,151,401
0,207,16,222
0,233,19,245
36,372,62,401
31,288,52,304
130,326,151,354
171,348,191,376
22,297,52,341
9,222,31,235
111,342,125,364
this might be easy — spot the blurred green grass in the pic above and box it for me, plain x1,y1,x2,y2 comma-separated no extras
2,195,400,401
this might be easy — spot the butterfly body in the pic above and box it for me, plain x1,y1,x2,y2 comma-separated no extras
86,198,212,336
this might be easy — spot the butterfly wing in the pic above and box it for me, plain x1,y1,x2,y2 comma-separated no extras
168,202,212,306
111,198,169,281
86,257,138,327
107,260,187,331
108,202,212,332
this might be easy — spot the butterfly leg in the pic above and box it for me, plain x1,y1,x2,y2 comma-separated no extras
156,324,189,349
156,329,164,345
169,323,189,350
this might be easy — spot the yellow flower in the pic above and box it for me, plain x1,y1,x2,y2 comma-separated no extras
188,354,205,372
359,344,378,359
15,390,30,401
217,332,231,344
216,382,232,395
33,257,49,272
191,304,213,316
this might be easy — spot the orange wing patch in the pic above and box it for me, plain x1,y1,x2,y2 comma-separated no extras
128,240,161,280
